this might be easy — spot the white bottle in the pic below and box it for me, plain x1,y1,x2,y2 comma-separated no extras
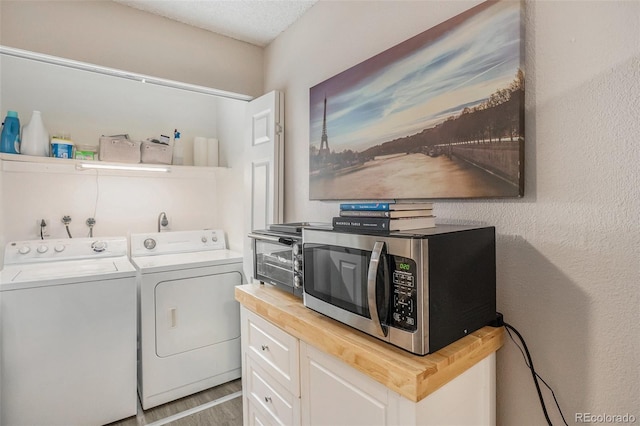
21,111,49,157
172,139,184,165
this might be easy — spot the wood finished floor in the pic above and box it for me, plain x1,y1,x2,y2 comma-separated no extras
107,379,242,426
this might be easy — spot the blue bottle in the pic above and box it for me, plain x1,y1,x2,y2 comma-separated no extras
1,110,21,154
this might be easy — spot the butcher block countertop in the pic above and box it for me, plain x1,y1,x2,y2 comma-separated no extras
235,283,504,402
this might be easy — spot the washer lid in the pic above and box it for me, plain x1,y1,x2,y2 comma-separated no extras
0,257,136,291
130,249,243,273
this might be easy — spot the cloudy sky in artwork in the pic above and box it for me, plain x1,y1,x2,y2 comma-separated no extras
309,1,522,152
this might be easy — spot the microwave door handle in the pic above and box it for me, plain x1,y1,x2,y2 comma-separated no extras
367,241,389,338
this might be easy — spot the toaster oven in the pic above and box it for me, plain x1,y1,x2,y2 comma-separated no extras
248,225,304,297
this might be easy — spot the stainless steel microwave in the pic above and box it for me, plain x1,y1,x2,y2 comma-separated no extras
302,225,496,355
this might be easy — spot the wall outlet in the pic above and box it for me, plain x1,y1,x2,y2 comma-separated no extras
37,219,51,239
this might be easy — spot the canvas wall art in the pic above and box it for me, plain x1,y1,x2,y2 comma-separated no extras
309,0,524,200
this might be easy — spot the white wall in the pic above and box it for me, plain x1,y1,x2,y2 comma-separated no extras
266,1,640,424
0,0,264,98
0,53,247,260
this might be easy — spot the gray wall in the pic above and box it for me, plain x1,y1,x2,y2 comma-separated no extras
265,0,640,424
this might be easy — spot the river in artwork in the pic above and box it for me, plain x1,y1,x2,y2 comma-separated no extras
310,153,517,199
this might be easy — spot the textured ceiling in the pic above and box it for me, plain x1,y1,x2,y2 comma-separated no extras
114,0,317,47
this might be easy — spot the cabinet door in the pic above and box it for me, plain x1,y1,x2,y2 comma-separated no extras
300,343,389,426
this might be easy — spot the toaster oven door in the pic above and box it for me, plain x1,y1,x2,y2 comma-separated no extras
249,232,302,297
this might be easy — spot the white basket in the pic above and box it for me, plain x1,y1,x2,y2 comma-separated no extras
140,141,173,165
99,137,141,163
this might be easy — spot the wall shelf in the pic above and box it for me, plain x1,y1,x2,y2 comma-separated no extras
0,153,226,178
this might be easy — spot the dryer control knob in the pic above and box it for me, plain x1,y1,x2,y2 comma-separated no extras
37,245,49,254
201,236,208,243
19,246,31,254
211,234,218,242
54,245,65,253
143,238,156,250
91,240,107,253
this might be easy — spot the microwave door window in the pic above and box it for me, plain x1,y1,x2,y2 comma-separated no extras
306,245,370,318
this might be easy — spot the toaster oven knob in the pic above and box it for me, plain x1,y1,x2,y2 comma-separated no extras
294,275,301,288
294,259,302,272
292,243,300,256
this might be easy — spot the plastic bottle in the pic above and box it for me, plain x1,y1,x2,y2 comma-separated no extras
172,129,183,165
21,110,49,157
0,110,21,154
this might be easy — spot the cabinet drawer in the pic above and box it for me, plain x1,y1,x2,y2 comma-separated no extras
246,357,300,426
247,400,276,426
243,308,300,395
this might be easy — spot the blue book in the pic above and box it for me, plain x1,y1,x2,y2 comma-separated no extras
339,202,434,211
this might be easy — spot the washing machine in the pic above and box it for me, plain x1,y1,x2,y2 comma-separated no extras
130,229,245,410
0,237,137,426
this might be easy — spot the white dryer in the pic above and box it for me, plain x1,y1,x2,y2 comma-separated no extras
130,229,245,410
0,237,137,426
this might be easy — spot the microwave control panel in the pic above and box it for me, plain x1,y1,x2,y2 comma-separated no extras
389,256,418,331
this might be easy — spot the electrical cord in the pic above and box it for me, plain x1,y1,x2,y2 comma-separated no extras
493,313,568,426
504,325,569,426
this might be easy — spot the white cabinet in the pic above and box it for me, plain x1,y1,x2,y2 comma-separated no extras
240,306,496,426
300,343,389,425
241,307,300,425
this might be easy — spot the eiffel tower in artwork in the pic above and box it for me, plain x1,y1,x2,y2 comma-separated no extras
319,95,330,159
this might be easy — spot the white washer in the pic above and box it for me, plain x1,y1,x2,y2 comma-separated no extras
130,229,245,410
0,237,137,426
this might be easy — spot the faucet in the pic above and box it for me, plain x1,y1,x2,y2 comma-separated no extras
158,212,169,232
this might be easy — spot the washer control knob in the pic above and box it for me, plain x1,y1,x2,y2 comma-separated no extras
37,245,49,254
201,236,208,243
91,241,107,253
19,246,31,255
54,245,65,253
143,238,156,250
211,234,218,242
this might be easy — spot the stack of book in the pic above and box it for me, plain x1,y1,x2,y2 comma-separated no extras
333,202,435,232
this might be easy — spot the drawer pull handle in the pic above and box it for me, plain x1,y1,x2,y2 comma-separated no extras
264,396,272,403
261,345,269,351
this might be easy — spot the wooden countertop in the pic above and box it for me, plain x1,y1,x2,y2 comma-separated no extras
235,283,504,402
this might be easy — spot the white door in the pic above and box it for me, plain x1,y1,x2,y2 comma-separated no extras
244,90,284,279
300,343,389,426
154,271,243,357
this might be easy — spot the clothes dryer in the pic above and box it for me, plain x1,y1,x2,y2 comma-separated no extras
130,229,245,409
0,237,137,426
